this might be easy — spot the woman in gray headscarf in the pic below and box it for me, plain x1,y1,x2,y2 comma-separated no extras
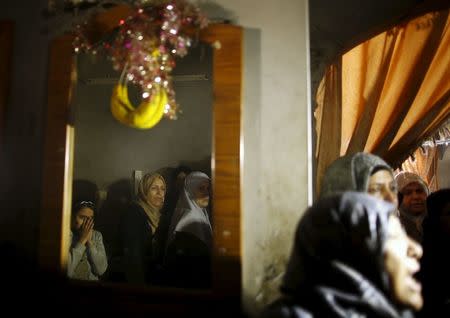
320,152,398,206
164,171,212,288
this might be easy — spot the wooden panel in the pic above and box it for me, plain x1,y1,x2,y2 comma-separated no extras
39,34,76,272
213,216,240,256
209,24,242,296
215,123,241,155
214,157,241,213
0,21,13,149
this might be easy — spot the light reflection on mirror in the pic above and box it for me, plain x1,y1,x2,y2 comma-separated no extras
68,43,214,289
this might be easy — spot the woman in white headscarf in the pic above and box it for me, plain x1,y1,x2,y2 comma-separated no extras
164,171,212,288
394,171,429,243
120,172,166,284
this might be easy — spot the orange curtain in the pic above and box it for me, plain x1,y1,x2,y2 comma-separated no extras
315,9,450,194
314,62,342,195
396,119,450,192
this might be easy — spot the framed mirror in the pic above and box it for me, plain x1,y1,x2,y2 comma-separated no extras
39,4,242,313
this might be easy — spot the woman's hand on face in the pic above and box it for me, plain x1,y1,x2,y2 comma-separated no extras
79,217,94,245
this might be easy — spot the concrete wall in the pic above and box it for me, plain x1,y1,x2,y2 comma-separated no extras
199,1,312,315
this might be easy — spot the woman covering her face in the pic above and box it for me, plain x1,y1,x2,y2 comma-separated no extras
164,171,212,288
262,192,423,318
320,152,398,206
68,201,108,281
120,172,166,284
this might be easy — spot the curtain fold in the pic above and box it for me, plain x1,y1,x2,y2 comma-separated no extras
315,9,450,195
396,145,439,192
314,62,342,195
373,11,450,160
344,28,398,154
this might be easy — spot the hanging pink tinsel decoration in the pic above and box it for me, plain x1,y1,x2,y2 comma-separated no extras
73,0,208,120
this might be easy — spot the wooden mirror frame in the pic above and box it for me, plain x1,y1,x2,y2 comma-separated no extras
39,5,242,314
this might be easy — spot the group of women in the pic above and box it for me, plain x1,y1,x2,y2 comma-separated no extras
263,152,450,317
67,151,450,316
68,168,213,289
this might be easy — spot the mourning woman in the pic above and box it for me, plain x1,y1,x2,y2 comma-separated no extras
164,171,212,288
262,192,423,317
320,152,398,205
120,172,166,284
68,200,108,281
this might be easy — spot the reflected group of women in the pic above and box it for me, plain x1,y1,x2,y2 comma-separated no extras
68,167,213,289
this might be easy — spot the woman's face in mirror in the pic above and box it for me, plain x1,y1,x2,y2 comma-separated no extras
147,177,166,208
73,207,94,231
384,215,423,311
194,180,210,208
368,169,398,206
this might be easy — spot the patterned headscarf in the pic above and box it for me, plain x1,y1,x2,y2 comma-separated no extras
137,172,166,233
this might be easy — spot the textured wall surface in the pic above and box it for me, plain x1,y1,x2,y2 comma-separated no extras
199,0,312,315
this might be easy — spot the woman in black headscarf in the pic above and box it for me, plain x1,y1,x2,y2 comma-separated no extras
419,188,450,317
157,165,193,263
262,192,423,317
164,171,212,288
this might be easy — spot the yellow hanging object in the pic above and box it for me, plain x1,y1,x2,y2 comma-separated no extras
110,83,168,130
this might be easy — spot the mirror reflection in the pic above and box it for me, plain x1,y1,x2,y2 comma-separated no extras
68,42,213,289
